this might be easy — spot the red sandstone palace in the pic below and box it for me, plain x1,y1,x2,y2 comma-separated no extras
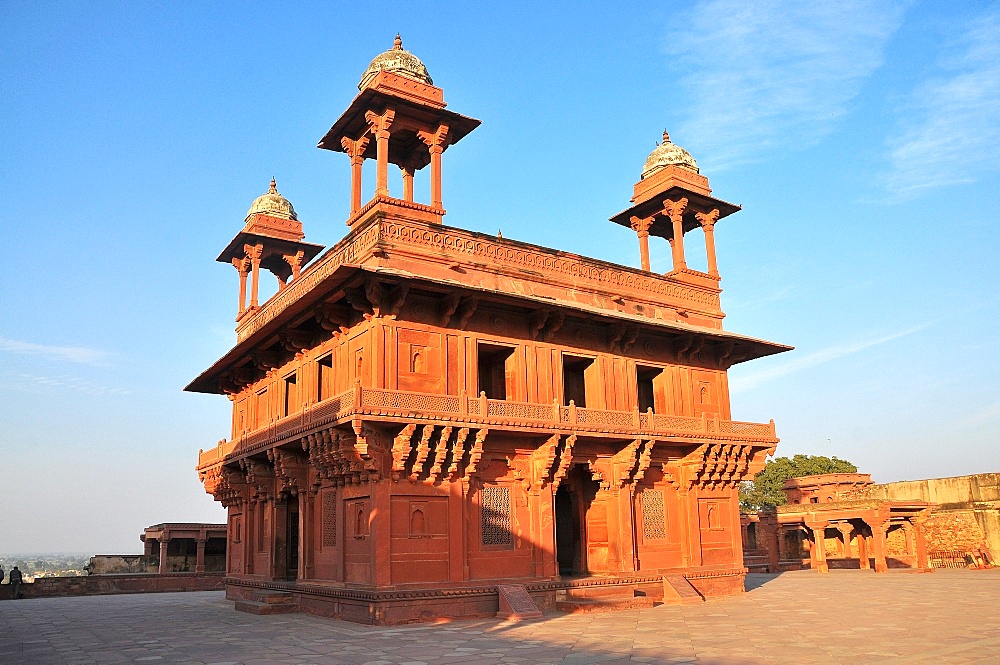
187,37,791,623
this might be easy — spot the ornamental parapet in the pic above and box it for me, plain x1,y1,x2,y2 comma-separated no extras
196,384,777,471
235,211,725,344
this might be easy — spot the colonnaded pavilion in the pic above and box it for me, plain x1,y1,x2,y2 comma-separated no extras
187,36,791,624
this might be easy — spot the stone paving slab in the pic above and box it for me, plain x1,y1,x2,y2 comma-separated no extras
1,569,998,664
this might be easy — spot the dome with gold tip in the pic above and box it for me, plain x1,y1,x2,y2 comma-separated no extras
641,131,699,179
359,34,433,89
245,178,297,223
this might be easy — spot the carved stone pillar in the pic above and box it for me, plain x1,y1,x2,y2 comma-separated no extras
858,531,870,570
365,109,395,197
245,244,263,309
663,197,688,271
696,209,720,277
776,525,787,561
341,135,370,214
283,250,305,282
195,538,206,573
232,257,249,314
301,490,314,580
401,164,414,202
902,523,915,556
762,520,779,572
808,522,830,573
837,523,853,559
418,124,449,211
913,517,930,570
630,215,654,271
865,519,889,573
158,538,169,575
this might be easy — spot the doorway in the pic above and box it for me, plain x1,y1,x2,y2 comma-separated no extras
554,466,604,576
555,484,581,575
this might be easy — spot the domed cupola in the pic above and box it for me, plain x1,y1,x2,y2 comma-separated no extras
216,178,325,318
359,34,433,90
245,177,298,224
641,131,699,179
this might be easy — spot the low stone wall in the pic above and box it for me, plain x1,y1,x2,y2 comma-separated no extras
870,474,1000,562
0,573,224,601
86,555,158,575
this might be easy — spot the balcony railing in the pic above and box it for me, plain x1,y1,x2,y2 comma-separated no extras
198,385,777,469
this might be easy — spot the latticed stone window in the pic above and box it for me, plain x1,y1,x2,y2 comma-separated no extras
322,490,337,547
481,485,513,547
641,489,667,540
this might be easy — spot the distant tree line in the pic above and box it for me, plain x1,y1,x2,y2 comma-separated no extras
739,454,858,511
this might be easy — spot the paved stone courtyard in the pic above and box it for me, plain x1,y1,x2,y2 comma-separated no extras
1,569,998,664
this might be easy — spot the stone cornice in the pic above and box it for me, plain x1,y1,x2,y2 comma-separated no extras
234,213,726,345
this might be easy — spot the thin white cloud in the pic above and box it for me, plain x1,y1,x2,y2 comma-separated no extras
881,8,1000,199
958,398,1000,430
9,373,132,396
0,337,110,365
664,1,907,170
730,322,931,393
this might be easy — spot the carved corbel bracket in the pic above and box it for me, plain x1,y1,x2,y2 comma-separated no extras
528,309,551,342
364,108,396,136
417,123,450,150
315,302,352,337
267,447,308,497
551,435,576,489
695,208,720,229
278,329,312,354
630,214,655,235
240,458,275,502
662,197,689,225
341,134,371,162
250,351,280,372
453,295,479,329
609,322,640,354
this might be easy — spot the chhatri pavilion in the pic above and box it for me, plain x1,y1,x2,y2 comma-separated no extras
187,36,791,624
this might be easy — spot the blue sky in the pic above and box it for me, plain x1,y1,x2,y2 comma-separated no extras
2,1,998,554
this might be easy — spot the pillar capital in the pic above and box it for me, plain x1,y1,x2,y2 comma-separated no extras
418,123,449,211
417,123,450,150
663,198,688,271
695,208,720,229
364,108,396,135
231,256,249,274
663,196,689,222
340,135,370,163
630,215,655,272
243,243,263,262
283,250,305,281
630,214,654,236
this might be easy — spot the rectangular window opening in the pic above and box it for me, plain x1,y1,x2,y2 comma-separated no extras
477,343,515,400
636,365,664,413
562,355,594,407
317,354,334,402
283,372,298,417
255,388,269,428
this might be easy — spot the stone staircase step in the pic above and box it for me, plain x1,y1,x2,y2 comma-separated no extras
564,584,647,599
234,599,298,615
555,595,655,614
662,575,704,605
496,584,542,620
251,591,294,604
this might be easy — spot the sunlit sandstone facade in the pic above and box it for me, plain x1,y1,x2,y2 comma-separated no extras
188,37,790,623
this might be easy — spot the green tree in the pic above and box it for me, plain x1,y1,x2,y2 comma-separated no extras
739,454,858,511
